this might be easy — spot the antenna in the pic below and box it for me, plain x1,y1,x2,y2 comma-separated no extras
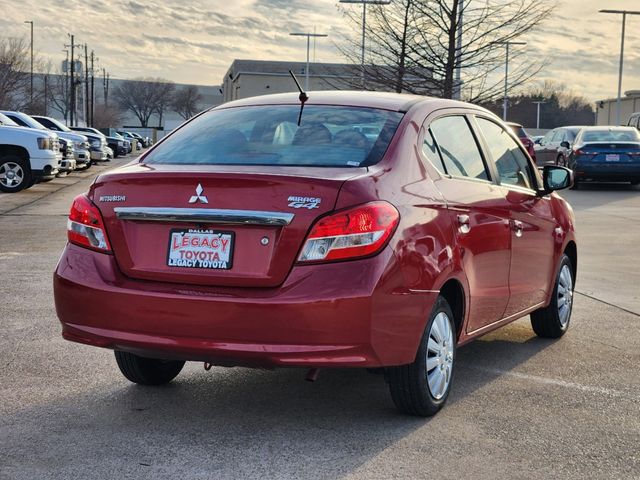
289,70,308,126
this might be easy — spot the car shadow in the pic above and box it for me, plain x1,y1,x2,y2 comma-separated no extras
1,320,559,478
560,182,639,211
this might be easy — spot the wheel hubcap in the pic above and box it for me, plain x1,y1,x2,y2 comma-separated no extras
557,264,573,328
0,162,24,188
426,312,454,400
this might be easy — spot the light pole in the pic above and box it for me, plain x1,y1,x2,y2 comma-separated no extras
533,100,546,129
454,0,464,99
24,21,33,108
289,32,328,91
599,9,640,126
494,41,526,121
339,0,390,89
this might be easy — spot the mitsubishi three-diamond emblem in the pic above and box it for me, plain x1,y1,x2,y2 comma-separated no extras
188,184,208,204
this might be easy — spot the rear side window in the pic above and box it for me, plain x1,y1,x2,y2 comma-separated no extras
429,116,490,181
476,118,535,190
144,105,404,168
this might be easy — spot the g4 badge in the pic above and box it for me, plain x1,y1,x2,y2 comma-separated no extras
288,196,321,209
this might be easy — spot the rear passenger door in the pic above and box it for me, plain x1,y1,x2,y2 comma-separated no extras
473,116,556,318
424,114,512,332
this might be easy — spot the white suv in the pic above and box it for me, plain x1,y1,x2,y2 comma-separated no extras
0,113,61,193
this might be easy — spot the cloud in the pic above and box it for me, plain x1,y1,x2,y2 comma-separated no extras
0,0,638,100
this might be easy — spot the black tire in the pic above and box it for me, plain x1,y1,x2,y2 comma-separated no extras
114,350,185,385
387,296,456,417
556,155,566,167
570,178,579,190
530,254,574,338
0,155,32,193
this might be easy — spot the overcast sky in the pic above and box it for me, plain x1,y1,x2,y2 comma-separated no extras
2,0,639,102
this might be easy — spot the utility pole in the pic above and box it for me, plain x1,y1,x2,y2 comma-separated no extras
493,40,527,121
90,51,95,127
62,49,69,122
454,0,464,99
43,75,48,116
289,32,328,91
339,0,390,89
68,34,75,126
103,69,110,106
599,9,640,125
24,21,34,109
533,101,546,129
84,44,89,126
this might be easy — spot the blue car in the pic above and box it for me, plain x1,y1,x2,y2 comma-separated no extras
567,126,640,189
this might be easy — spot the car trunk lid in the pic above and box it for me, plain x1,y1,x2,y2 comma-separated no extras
92,163,360,287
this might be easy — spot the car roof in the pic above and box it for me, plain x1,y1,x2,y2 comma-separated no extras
578,126,636,131
214,90,476,113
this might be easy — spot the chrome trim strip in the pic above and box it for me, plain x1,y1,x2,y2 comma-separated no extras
114,207,294,226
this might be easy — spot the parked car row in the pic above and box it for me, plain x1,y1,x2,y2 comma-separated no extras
0,110,148,193
533,125,640,189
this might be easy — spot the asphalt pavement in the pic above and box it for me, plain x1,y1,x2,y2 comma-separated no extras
0,166,638,480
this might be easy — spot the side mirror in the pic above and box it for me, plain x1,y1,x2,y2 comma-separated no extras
539,165,573,195
560,141,570,149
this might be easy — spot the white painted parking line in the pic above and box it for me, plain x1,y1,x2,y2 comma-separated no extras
470,366,627,399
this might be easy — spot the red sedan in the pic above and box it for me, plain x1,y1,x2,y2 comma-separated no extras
507,121,537,164
54,92,577,416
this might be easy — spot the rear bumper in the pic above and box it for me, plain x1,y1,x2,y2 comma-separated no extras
53,243,433,368
575,163,640,182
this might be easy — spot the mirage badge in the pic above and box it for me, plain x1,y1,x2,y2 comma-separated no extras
287,196,321,209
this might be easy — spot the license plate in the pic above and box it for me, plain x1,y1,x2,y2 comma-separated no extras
167,229,234,270
605,154,620,162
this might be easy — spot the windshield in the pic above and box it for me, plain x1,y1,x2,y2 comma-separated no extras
144,105,404,167
0,113,19,127
44,117,71,132
579,128,640,143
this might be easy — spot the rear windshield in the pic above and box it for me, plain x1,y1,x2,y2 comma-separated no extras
144,105,404,167
579,129,640,143
508,124,527,138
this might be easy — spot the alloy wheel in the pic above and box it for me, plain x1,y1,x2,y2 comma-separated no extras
0,162,25,189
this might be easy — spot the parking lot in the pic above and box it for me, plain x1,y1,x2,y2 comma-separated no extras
0,164,638,479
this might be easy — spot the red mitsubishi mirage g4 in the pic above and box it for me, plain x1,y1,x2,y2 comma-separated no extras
54,91,577,416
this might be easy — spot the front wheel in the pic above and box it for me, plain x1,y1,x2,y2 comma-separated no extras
114,350,185,385
530,254,574,338
0,155,31,193
387,296,456,416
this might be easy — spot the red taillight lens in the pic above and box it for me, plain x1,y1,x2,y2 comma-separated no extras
67,194,111,252
297,201,400,263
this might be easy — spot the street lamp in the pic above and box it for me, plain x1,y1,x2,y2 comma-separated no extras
533,100,546,129
289,32,328,91
339,0,390,89
599,9,640,126
24,21,33,108
494,40,526,121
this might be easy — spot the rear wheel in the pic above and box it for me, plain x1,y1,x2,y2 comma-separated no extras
556,154,566,167
0,155,31,193
387,296,456,416
114,350,185,385
530,254,574,338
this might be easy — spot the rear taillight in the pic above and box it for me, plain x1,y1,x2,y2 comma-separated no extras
67,194,111,252
297,201,399,263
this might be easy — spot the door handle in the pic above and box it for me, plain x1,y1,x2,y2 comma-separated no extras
512,220,523,238
457,214,470,234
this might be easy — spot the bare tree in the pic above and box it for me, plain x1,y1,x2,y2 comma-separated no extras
48,67,72,121
0,37,31,110
92,104,123,128
114,78,175,127
337,0,430,94
171,85,203,120
339,0,554,101
153,81,175,128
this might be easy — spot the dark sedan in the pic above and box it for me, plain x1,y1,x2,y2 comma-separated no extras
568,126,640,189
